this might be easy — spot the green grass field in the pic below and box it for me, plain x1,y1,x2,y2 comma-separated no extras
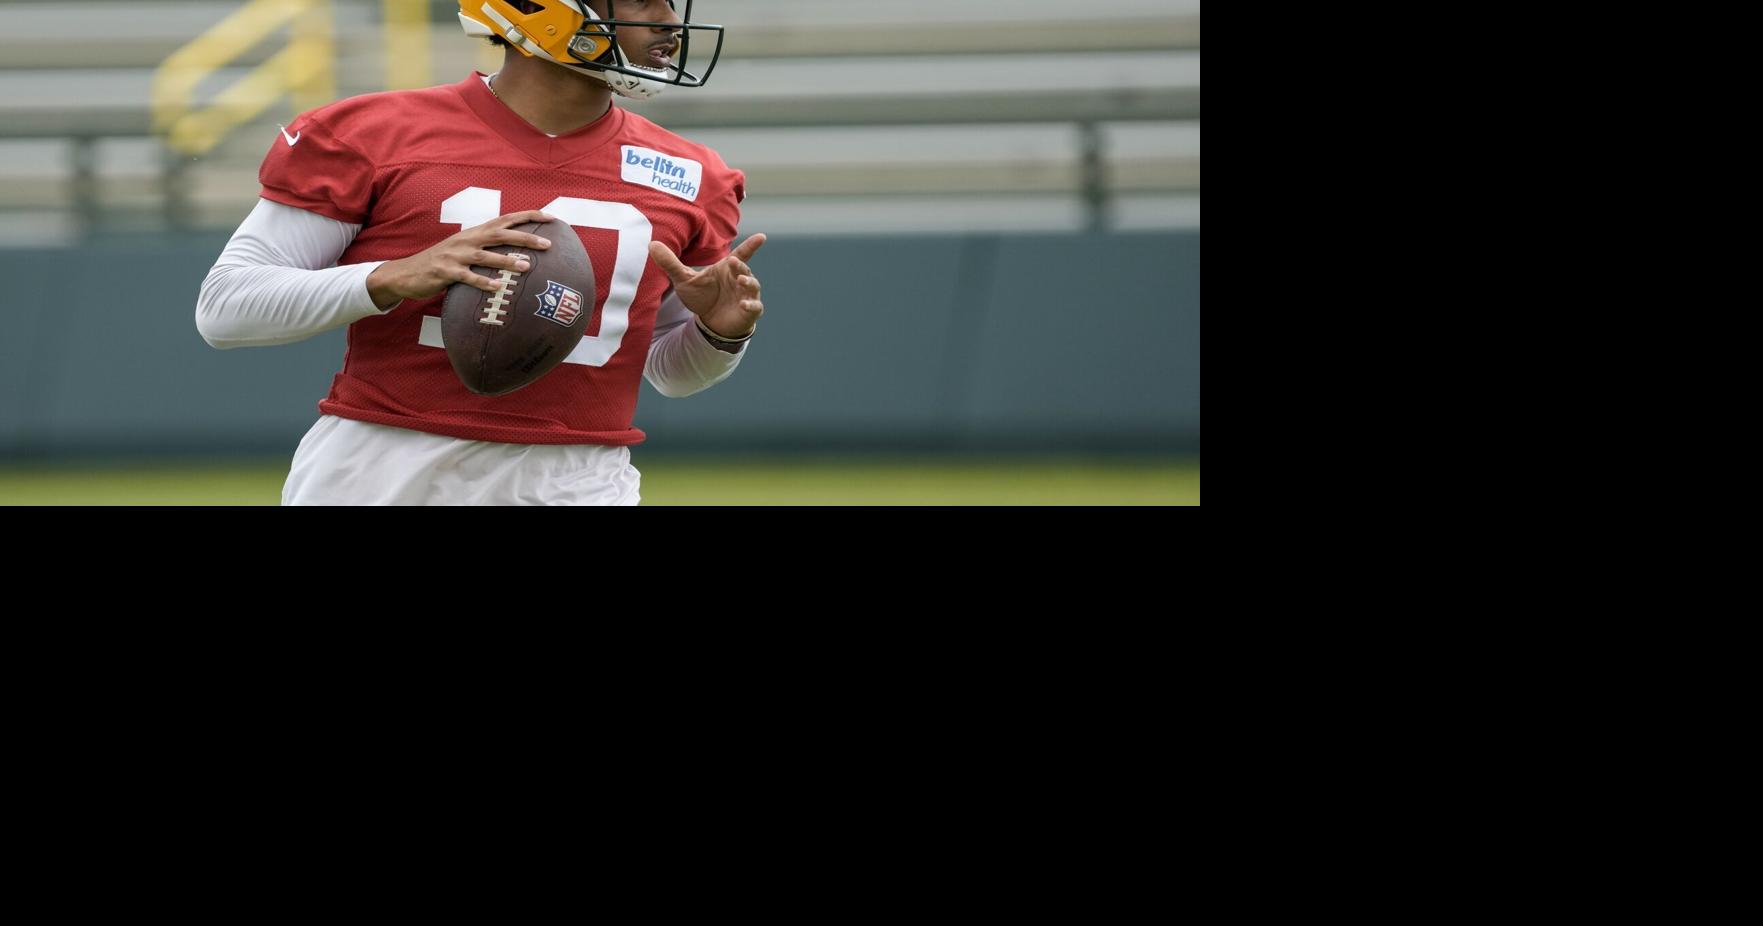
0,458,1199,505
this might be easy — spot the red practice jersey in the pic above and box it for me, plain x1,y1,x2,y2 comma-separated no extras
258,72,745,445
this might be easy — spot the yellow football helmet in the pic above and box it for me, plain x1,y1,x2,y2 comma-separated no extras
458,0,724,100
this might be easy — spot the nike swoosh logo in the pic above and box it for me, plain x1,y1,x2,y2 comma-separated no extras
280,126,301,146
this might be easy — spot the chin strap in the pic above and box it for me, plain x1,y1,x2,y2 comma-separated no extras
589,66,671,100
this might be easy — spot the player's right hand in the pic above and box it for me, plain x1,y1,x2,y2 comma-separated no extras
366,211,556,309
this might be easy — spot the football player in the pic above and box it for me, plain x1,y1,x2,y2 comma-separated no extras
195,0,766,505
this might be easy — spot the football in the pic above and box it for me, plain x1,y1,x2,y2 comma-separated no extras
440,219,595,396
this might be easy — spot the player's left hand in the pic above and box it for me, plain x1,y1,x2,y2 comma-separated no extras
649,234,767,338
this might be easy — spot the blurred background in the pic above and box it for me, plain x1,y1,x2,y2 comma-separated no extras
0,0,1199,504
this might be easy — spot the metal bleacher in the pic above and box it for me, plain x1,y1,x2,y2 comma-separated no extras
0,0,1200,242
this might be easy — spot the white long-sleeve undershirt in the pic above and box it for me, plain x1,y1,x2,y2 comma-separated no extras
195,197,744,398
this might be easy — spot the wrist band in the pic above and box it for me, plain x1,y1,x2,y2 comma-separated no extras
695,316,755,345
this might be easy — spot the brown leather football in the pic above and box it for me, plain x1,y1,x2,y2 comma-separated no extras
440,219,595,396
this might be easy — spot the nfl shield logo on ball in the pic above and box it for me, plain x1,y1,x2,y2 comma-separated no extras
535,281,584,327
